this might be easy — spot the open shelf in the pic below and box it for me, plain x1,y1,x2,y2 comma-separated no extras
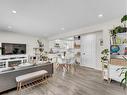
111,44,127,46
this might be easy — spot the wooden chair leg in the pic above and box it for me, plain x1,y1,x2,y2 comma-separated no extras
108,78,111,84
17,82,22,95
19,82,22,95
45,75,48,84
17,82,19,95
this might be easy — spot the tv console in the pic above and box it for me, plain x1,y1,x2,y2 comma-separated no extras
0,55,28,68
0,63,53,93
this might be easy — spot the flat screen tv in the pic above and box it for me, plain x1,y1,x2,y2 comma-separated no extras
2,43,26,55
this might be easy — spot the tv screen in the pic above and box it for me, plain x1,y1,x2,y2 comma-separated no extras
2,43,26,55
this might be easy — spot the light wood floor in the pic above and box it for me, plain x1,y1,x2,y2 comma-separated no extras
1,66,126,95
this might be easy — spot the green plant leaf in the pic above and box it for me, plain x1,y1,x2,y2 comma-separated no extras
115,26,124,33
120,78,125,86
119,70,125,76
121,15,127,23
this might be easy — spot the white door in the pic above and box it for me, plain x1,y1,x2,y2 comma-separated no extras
81,33,96,69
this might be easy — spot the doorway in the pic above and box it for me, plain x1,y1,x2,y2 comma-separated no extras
81,33,96,69
81,32,103,70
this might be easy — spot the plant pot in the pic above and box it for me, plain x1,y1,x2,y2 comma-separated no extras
112,36,117,44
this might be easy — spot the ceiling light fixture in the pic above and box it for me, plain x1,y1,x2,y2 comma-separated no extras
8,26,12,29
61,28,65,30
98,14,103,18
12,10,16,14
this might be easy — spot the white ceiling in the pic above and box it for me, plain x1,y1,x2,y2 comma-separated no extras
0,0,126,37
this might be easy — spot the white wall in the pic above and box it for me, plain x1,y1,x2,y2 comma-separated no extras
95,31,103,70
48,18,120,48
48,19,120,40
48,18,121,70
0,31,48,56
49,18,121,52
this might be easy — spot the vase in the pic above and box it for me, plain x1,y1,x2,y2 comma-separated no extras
112,36,116,44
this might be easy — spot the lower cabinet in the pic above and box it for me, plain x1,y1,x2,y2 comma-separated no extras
109,64,124,82
0,63,53,93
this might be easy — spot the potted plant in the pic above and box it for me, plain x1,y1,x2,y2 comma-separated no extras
117,56,127,88
120,67,127,88
117,67,127,95
110,26,125,44
101,49,109,62
115,26,124,33
110,28,117,44
116,56,127,95
121,15,127,28
40,51,48,62
110,15,127,44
